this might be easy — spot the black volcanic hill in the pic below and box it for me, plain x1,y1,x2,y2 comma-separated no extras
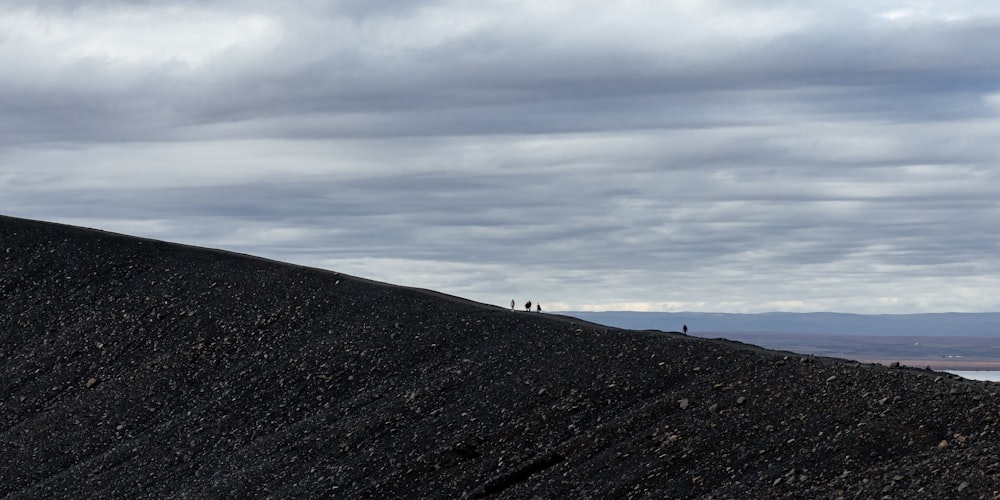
2,215,999,499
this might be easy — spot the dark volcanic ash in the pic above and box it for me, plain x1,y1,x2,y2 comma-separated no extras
1,214,999,498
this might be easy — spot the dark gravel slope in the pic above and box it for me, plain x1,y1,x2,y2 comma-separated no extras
2,214,999,499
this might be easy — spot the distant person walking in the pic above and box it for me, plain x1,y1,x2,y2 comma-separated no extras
683,324,688,334
536,303,542,312
511,299,515,310
525,300,532,312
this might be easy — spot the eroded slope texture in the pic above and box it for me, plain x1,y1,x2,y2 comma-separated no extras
2,215,1000,498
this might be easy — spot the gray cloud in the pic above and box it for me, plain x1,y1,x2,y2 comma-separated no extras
4,1,1000,312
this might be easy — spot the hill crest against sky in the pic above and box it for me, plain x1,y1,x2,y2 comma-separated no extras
3,214,1000,497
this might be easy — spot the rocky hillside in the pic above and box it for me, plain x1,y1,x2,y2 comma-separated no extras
2,214,999,498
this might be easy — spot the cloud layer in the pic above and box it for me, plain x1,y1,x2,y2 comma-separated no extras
5,1,1000,313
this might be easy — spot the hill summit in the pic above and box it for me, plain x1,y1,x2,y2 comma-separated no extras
2,214,999,498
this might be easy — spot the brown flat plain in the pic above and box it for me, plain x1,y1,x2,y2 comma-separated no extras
695,331,1000,371
854,359,1000,370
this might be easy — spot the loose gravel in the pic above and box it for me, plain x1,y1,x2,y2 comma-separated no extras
2,215,999,499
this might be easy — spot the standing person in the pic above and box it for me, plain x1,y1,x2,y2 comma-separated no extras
525,300,532,311
536,303,542,312
511,299,515,310
683,324,688,334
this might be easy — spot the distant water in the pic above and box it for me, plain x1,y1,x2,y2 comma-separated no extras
564,311,1000,337
946,371,1000,382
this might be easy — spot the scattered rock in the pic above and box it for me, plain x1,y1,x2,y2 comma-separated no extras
3,214,1000,499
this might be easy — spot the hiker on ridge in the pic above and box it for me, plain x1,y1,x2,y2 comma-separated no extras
525,300,532,311
536,303,542,312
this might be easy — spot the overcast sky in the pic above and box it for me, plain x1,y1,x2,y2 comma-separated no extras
4,1,1000,313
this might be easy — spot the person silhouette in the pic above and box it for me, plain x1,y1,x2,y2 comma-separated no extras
511,299,515,310
525,300,532,311
683,324,688,334
536,303,542,312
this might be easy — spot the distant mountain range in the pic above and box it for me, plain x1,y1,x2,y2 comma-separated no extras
560,311,1000,370
561,311,1000,337
6,213,1000,497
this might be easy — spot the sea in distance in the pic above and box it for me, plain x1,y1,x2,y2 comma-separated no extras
562,311,1000,383
947,371,1000,382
